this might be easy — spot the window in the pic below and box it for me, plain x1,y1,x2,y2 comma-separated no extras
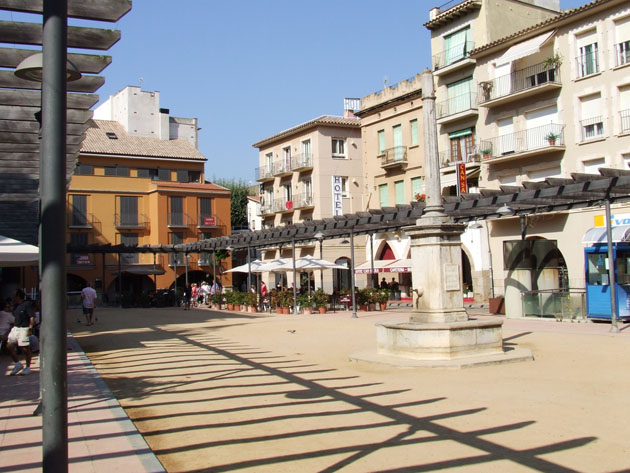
283,146,291,171
157,168,171,181
614,16,630,66
395,180,405,205
332,138,345,158
283,184,292,207
200,197,212,218
169,232,184,265
621,86,630,133
104,165,129,177
411,177,423,200
74,163,93,175
449,128,475,162
446,77,473,115
377,130,386,155
580,94,604,140
70,232,88,265
301,139,311,158
341,177,349,197
583,158,605,174
393,125,403,161
410,120,418,147
71,195,87,226
443,26,471,66
170,196,184,226
379,184,388,207
576,30,599,77
119,196,138,226
265,152,273,169
120,233,138,264
137,168,158,179
177,170,189,183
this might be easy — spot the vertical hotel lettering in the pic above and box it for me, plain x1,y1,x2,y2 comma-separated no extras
332,176,343,216
457,163,468,195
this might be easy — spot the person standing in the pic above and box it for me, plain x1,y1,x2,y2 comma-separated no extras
6,289,35,376
81,282,98,326
191,283,198,308
183,284,192,310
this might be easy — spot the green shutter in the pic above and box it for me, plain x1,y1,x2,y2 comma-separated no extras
378,130,385,154
379,184,388,207
395,181,405,205
410,120,418,146
411,177,423,198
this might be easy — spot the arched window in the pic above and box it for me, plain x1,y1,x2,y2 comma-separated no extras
333,257,351,291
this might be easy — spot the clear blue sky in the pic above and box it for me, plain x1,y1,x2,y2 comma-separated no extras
3,0,588,183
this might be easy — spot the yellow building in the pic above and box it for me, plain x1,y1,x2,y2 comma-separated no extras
66,88,231,303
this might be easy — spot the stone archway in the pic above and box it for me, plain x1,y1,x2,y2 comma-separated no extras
67,273,87,292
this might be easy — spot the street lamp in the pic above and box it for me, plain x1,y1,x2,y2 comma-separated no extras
497,204,514,216
314,232,324,290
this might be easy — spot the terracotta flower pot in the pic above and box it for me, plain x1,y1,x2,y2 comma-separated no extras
318,306,327,314
380,302,387,311
227,303,234,311
359,304,368,312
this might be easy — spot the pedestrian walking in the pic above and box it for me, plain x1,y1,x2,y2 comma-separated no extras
183,284,192,310
81,282,98,326
6,289,36,376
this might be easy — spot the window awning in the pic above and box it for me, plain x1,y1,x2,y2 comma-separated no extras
354,259,412,274
449,128,473,139
354,259,396,274
582,225,630,245
384,259,411,273
496,30,555,65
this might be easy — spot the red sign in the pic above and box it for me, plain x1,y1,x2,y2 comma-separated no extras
457,163,468,195
203,216,216,226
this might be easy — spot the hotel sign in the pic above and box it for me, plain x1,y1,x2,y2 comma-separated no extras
457,163,467,195
332,176,343,216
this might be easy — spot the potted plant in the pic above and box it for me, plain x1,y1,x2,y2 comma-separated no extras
246,292,258,313
481,148,492,159
377,288,390,310
210,292,222,309
542,53,562,71
358,288,371,311
297,293,313,314
479,80,493,100
223,291,235,310
545,132,560,146
313,289,329,314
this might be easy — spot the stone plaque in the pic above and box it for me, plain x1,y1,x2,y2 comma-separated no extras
444,264,460,291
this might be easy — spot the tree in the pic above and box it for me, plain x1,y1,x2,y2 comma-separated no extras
213,177,252,230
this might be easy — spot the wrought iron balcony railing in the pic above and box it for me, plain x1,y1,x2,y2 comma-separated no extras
580,116,604,141
478,61,560,104
167,212,190,228
256,165,274,181
433,40,475,70
439,147,481,168
273,159,292,176
273,199,295,212
293,192,314,209
68,212,95,229
291,153,313,170
616,41,630,67
258,203,274,216
436,91,477,119
379,146,408,168
621,109,630,134
478,123,565,160
576,51,599,78
114,213,147,229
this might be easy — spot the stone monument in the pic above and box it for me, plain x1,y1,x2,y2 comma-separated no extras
351,70,532,368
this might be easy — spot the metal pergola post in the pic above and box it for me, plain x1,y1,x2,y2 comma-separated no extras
247,244,252,290
40,1,69,470
319,239,324,290
350,230,357,318
292,238,297,313
370,233,375,288
605,199,620,333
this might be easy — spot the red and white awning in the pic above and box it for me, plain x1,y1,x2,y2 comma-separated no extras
354,259,411,274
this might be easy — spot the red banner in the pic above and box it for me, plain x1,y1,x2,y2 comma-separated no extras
457,163,468,195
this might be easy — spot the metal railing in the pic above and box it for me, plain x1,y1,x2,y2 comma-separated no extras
169,253,186,266
580,116,604,141
293,192,314,209
168,212,190,228
616,41,630,67
68,211,95,228
256,165,274,181
438,146,481,167
576,51,599,78
114,213,147,229
521,289,586,321
620,109,630,134
273,159,292,175
477,61,560,104
433,40,475,70
379,146,408,167
273,199,295,212
291,153,313,170
258,203,274,216
436,91,477,119
478,123,565,160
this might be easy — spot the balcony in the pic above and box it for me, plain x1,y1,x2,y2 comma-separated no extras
479,123,565,164
436,91,478,124
478,61,561,108
576,51,599,79
580,116,604,142
439,147,481,169
291,153,313,171
273,159,292,177
293,192,314,209
433,41,475,76
621,109,630,134
274,199,295,213
197,214,220,228
379,146,408,170
167,213,190,228
256,165,275,182
615,41,630,67
198,253,213,266
68,212,95,229
114,213,148,230
168,253,186,266
258,202,274,216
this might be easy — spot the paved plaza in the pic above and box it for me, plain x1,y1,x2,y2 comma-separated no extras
2,305,630,472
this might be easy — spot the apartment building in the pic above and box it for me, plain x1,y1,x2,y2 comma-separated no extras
464,0,630,313
253,109,364,291
67,87,232,302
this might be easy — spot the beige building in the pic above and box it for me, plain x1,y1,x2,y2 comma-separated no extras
253,111,365,292
463,0,630,315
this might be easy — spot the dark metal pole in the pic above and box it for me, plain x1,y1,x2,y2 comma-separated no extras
173,259,178,307
212,249,217,288
292,238,297,313
319,240,324,290
117,254,122,307
247,245,252,290
370,233,375,288
185,253,189,286
605,200,620,333
153,252,157,294
40,1,68,470
350,230,357,318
